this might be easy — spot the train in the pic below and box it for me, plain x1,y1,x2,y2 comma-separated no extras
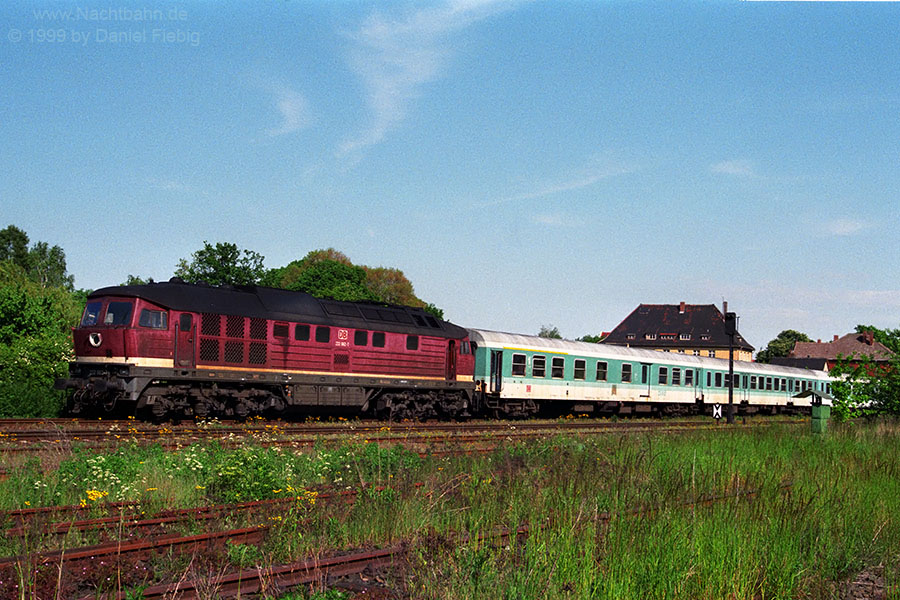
55,279,833,420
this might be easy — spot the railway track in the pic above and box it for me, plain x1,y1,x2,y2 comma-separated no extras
30,483,785,600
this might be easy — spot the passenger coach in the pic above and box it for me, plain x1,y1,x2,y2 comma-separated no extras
469,329,833,417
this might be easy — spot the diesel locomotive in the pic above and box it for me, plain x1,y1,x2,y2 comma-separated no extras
56,279,833,419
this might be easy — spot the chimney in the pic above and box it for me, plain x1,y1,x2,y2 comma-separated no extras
679,301,685,314
817,339,821,344
833,335,839,342
722,301,728,315
865,331,874,345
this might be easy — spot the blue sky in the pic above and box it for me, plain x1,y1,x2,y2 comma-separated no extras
2,0,898,350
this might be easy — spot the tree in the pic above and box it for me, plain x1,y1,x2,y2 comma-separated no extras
0,262,82,417
830,323,900,421
0,225,75,291
284,259,379,302
755,329,811,363
0,225,30,269
122,275,154,286
577,334,605,343
28,241,74,290
174,242,266,286
264,248,446,317
538,325,562,339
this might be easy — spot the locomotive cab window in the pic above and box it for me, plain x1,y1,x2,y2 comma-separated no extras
373,332,385,347
139,309,168,329
551,357,565,379
406,335,419,351
295,324,310,341
354,330,368,346
104,301,133,326
532,355,546,378
315,326,330,343
511,354,526,376
574,359,586,380
82,301,102,326
274,323,289,338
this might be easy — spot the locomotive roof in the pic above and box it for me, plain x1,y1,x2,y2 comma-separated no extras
90,280,468,339
467,329,831,379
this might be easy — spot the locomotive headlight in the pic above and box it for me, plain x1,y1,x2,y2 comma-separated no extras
89,333,102,347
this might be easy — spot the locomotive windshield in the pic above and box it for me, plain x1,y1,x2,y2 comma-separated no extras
81,301,102,326
103,301,134,326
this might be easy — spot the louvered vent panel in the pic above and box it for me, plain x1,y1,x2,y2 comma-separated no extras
226,315,245,338
201,313,221,336
249,342,267,365
199,338,220,362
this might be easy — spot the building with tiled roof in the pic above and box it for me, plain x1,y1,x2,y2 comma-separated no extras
601,302,755,362
773,331,894,371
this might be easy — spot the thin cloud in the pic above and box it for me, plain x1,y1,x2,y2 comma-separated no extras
340,1,512,154
825,218,870,237
482,157,635,207
710,159,755,177
266,86,312,137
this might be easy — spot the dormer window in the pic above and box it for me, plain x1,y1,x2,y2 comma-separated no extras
626,334,636,340
645,333,657,340
679,333,691,341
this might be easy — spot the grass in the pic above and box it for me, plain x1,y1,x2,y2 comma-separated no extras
1,419,899,598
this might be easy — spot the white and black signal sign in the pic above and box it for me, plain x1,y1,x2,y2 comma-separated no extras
713,404,723,420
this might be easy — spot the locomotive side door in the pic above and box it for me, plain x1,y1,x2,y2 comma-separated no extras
175,313,195,367
489,350,503,394
446,340,457,380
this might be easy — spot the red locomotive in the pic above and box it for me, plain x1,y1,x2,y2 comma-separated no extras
56,279,476,420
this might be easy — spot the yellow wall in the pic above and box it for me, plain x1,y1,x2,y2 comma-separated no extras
654,348,753,362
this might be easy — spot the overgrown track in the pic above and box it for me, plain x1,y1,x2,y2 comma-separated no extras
54,483,790,600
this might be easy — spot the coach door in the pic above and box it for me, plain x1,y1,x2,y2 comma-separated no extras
446,340,457,380
489,350,503,393
175,313,195,367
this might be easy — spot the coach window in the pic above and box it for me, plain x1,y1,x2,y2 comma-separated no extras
685,369,694,387
511,354,527,376
406,335,419,351
574,359,586,380
781,379,787,391
715,373,723,387
766,377,773,391
743,375,749,389
316,326,330,343
706,372,712,387
750,376,757,390
354,330,368,346
139,309,168,329
532,355,546,378
295,324,310,341
373,332,385,348
724,374,731,388
596,361,608,382
658,367,668,385
621,363,632,383
551,357,565,379
672,368,681,386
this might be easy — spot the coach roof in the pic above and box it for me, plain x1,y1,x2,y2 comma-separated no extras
90,280,468,339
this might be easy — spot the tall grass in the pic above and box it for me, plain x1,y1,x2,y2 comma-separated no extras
1,421,898,598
